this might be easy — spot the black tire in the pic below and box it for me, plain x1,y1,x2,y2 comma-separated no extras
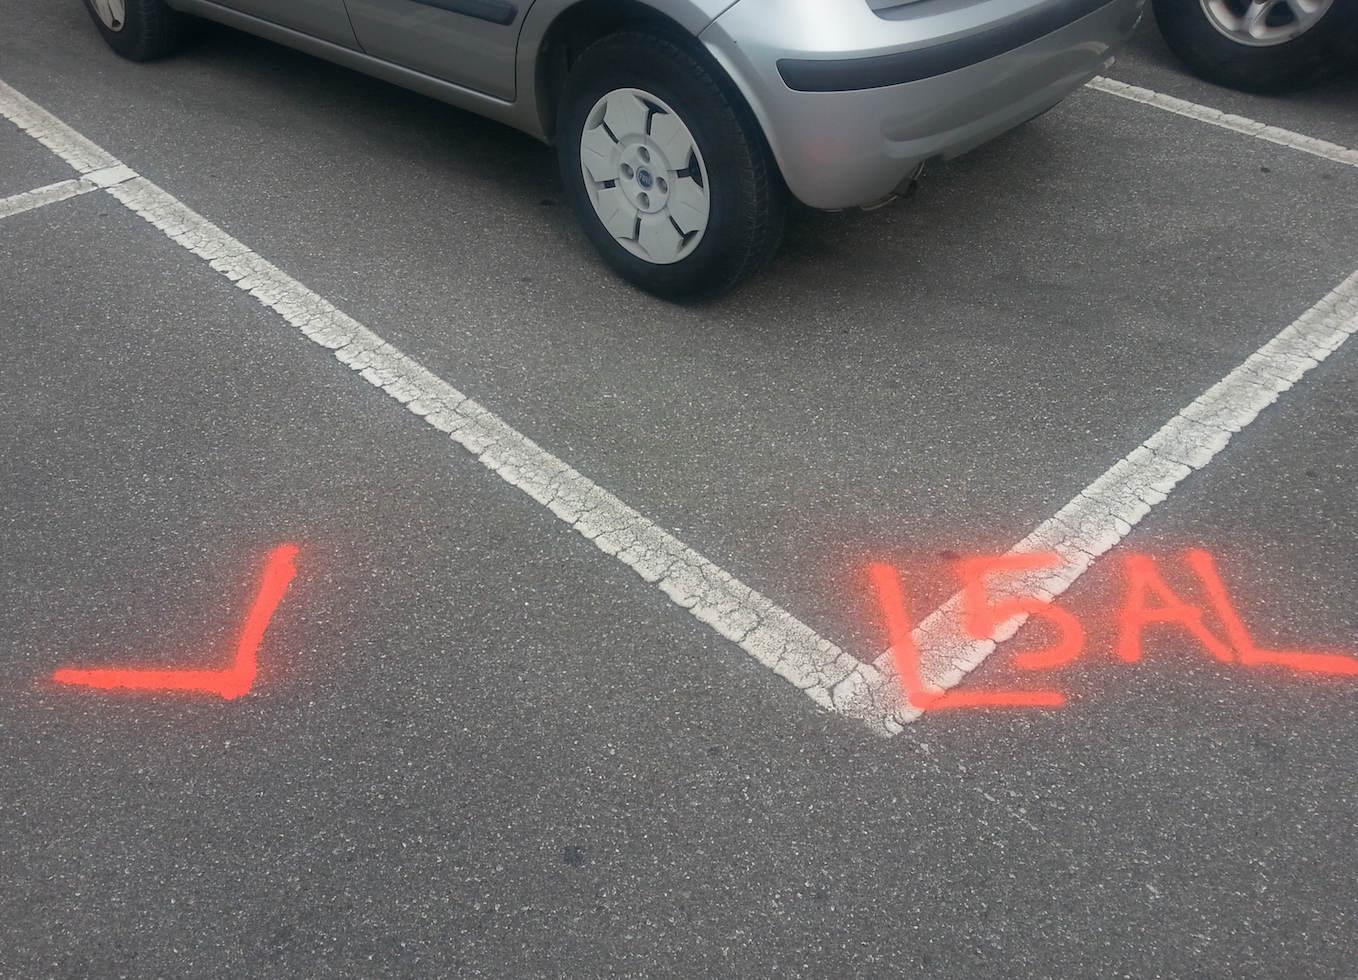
82,0,187,62
556,29,786,302
1152,0,1358,94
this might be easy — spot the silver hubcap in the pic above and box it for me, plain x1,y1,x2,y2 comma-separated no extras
91,0,126,30
578,88,710,266
1200,0,1333,46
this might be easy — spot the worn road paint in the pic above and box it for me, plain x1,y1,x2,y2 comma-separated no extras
0,177,101,221
958,553,1085,671
53,545,299,699
1088,76,1358,168
869,562,1067,710
3,77,1356,733
839,264,1358,725
0,79,872,726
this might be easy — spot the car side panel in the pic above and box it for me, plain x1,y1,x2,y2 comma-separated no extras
206,0,360,46
168,0,547,133
344,0,522,101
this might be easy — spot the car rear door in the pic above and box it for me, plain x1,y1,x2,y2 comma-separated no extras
222,0,359,46
342,0,523,101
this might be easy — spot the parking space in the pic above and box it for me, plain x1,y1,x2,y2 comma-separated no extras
4,1,1358,976
0,124,73,200
1101,12,1358,149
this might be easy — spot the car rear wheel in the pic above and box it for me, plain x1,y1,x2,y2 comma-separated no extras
83,0,187,61
1153,0,1358,93
557,30,786,301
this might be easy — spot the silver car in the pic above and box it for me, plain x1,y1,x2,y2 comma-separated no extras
84,0,1145,298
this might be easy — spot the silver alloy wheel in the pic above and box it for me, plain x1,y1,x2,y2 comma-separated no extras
1200,0,1334,46
91,0,126,30
578,88,710,266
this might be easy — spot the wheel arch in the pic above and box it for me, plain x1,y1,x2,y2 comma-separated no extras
521,0,739,142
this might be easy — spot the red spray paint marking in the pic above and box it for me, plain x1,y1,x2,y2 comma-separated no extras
871,549,1358,712
869,561,1066,710
1186,549,1358,675
1115,553,1234,664
52,544,299,699
958,553,1085,670
868,562,931,701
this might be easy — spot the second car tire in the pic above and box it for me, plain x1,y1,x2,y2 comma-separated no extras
1153,0,1358,93
82,0,187,61
557,29,786,302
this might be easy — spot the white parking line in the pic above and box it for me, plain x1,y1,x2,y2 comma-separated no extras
845,267,1358,709
0,178,100,220
1,77,1355,734
1088,76,1358,168
0,79,874,728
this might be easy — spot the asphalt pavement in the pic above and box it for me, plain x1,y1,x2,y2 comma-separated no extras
3,3,1358,978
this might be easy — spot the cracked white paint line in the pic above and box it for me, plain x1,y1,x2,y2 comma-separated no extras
836,266,1358,715
1088,76,1358,168
0,177,102,220
0,78,878,729
2,77,1356,735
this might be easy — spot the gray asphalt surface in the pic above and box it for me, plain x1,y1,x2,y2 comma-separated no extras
3,3,1358,978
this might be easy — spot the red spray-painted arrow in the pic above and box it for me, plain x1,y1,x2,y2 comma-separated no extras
52,544,299,700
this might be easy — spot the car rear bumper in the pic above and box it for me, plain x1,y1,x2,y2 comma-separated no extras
701,0,1146,209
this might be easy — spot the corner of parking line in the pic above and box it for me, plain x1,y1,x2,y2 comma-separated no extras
5,77,1358,733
